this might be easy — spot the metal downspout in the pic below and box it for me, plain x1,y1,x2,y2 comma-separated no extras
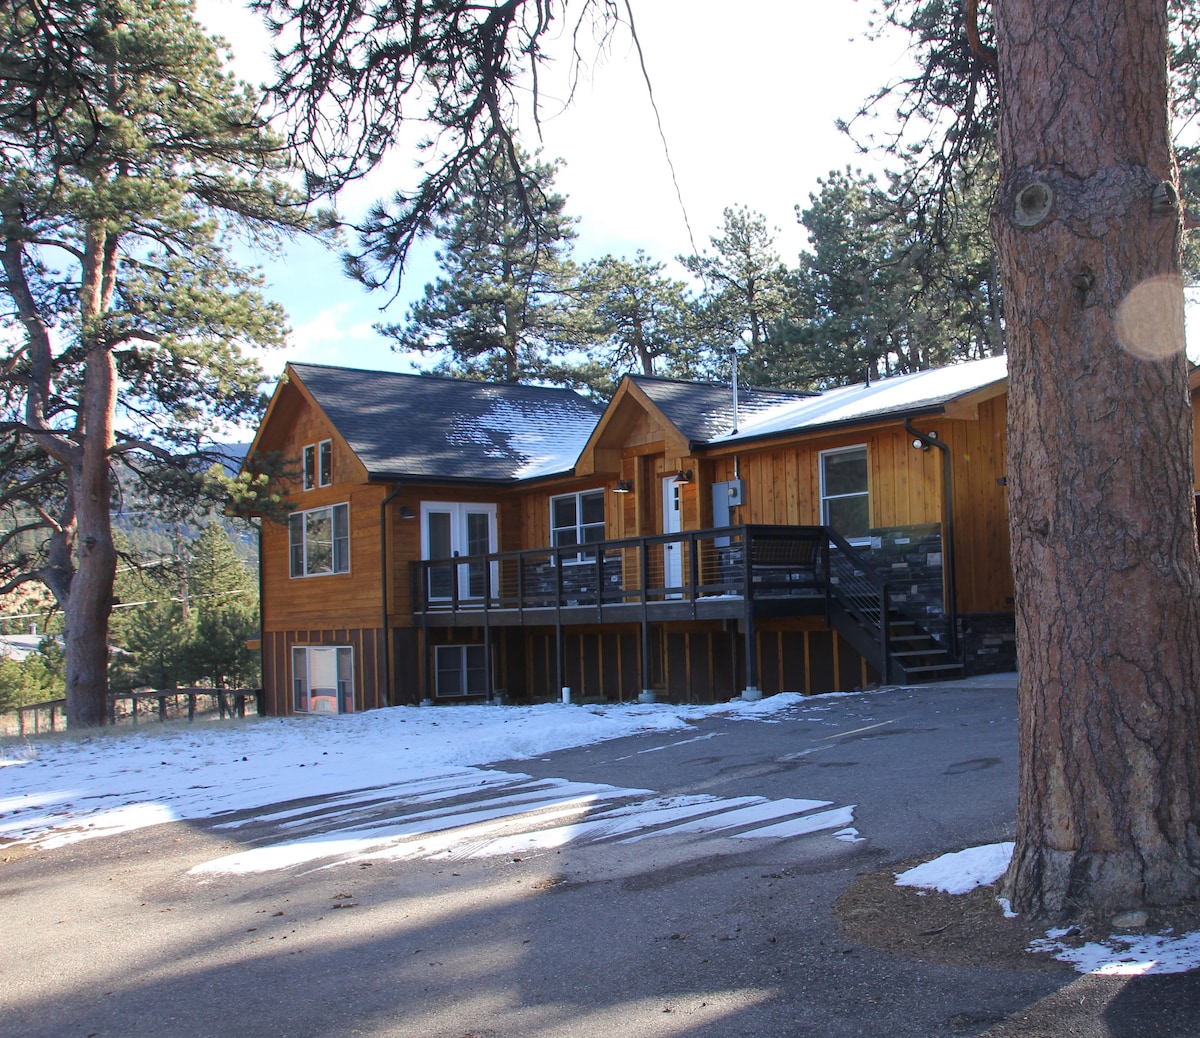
380,483,403,706
905,418,959,659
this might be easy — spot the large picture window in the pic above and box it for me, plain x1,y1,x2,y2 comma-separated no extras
551,489,605,558
820,446,870,542
289,503,350,577
292,646,354,713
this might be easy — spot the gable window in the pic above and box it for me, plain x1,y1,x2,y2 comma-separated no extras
303,439,333,490
820,445,870,542
293,646,354,713
289,503,350,576
551,490,605,559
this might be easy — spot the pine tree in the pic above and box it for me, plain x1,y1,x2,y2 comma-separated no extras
0,0,317,725
378,150,578,383
680,207,797,386
182,521,259,690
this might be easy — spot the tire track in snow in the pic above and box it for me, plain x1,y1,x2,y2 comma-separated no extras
191,767,859,876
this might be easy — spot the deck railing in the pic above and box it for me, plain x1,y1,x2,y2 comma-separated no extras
411,524,831,617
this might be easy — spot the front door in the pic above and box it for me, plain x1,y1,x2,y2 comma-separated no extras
662,476,683,590
421,502,498,601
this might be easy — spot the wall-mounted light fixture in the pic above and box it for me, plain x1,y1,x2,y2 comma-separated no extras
675,469,694,484
613,479,634,494
911,429,938,451
399,506,416,519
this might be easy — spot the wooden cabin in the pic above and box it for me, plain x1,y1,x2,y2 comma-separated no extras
242,357,1018,714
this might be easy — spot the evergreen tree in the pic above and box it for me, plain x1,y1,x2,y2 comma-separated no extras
791,166,1002,388
380,150,578,383
567,250,698,391
680,206,797,386
0,0,317,725
182,521,259,689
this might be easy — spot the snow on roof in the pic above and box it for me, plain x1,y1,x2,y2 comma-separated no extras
288,364,603,483
710,355,1008,445
449,395,595,480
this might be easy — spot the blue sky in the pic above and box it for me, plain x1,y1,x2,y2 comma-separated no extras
198,0,1200,382
199,0,915,378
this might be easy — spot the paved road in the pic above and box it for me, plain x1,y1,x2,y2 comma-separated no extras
4,678,1196,1037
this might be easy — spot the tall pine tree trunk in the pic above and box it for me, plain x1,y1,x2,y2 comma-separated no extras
64,227,119,729
63,346,117,728
993,0,1200,919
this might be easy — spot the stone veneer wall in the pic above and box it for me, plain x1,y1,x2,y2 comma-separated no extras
859,524,948,644
957,612,1018,675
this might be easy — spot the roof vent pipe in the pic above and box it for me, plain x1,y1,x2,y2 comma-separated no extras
730,349,740,434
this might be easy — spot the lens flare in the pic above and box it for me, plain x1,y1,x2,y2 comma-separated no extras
1115,274,1185,360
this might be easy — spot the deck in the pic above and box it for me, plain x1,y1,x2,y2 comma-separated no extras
410,525,831,628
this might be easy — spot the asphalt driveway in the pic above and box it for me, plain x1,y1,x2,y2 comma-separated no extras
4,676,1197,1037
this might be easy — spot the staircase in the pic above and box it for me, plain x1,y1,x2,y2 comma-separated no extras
821,531,963,685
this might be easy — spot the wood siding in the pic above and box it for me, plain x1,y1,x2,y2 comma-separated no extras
422,617,876,704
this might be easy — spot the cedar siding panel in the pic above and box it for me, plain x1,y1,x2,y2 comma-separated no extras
260,482,389,630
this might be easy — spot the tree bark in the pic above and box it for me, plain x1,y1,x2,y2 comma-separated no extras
993,0,1200,920
63,222,120,729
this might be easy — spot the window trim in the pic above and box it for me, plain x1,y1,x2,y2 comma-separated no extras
434,643,488,698
819,444,871,544
292,645,354,714
303,438,333,490
550,488,606,564
289,502,350,577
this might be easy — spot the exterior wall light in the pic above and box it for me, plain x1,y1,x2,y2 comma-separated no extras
614,479,634,494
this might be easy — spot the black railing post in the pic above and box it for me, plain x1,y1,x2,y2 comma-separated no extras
688,531,700,619
594,545,603,620
742,527,754,602
880,582,892,684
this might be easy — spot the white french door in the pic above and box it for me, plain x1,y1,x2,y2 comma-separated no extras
661,476,684,590
421,502,498,601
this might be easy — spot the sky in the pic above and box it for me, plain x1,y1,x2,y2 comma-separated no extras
195,0,1200,390
196,0,916,379
3,687,1199,974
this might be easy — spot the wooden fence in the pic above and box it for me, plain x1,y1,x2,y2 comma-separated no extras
1,688,264,737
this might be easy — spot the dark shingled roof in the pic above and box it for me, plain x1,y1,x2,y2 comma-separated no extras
628,375,817,445
290,364,604,482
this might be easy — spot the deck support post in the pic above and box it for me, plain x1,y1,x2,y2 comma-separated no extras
741,606,761,700
638,616,656,703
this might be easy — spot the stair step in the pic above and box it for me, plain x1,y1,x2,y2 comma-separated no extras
901,663,964,675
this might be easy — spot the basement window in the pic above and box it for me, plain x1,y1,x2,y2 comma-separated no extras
435,644,488,698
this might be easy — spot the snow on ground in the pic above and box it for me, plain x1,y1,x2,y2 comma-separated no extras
0,692,830,856
897,845,1200,976
896,842,1014,895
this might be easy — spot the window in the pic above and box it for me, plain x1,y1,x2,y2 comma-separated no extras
289,503,350,577
303,439,333,490
551,490,605,559
292,646,354,713
421,502,498,600
820,445,870,542
435,644,488,698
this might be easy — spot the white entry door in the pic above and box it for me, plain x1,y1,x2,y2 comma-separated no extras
662,476,684,590
421,502,497,601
